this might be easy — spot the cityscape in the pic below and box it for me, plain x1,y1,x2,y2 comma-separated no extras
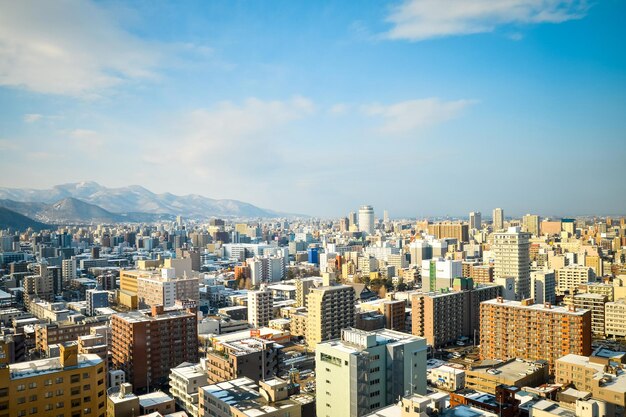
1,2,626,417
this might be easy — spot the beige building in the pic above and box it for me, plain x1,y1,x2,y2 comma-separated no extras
464,359,548,394
492,227,531,300
0,342,106,417
564,293,607,336
555,352,626,409
305,284,355,348
480,297,592,372
522,214,540,237
556,265,594,295
605,298,626,338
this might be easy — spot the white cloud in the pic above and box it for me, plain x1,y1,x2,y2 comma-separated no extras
329,103,350,115
68,129,104,149
0,1,163,96
23,114,43,123
363,98,475,134
385,0,589,41
150,96,314,171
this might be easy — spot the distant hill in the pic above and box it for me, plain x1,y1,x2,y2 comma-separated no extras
0,181,297,218
0,207,50,231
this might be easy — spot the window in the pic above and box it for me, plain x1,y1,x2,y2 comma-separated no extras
17,385,25,392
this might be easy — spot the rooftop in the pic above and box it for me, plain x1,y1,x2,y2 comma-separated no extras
9,353,102,379
481,298,589,316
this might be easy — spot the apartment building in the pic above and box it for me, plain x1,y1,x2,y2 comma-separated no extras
565,293,607,336
427,222,469,242
316,328,427,417
247,289,272,328
205,337,281,384
294,277,321,308
111,305,198,391
605,298,626,338
0,342,106,417
464,359,548,394
35,316,109,353
306,284,355,348
492,227,531,300
555,353,626,410
169,362,209,416
530,270,556,304
480,297,592,372
556,265,593,295
412,282,501,347
359,298,406,332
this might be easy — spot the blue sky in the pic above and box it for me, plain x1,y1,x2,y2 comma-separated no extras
0,0,624,218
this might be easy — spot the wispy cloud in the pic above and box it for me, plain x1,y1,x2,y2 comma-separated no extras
0,1,165,96
23,114,43,123
68,129,104,149
384,0,589,41
362,98,476,134
146,96,315,174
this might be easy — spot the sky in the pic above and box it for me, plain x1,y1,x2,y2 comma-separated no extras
0,0,625,218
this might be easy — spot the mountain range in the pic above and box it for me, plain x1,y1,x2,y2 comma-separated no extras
0,182,295,224
0,207,50,230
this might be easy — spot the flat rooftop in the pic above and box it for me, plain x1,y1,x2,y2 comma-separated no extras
9,354,102,379
481,298,589,316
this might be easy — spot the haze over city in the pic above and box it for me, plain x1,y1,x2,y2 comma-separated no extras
1,0,625,217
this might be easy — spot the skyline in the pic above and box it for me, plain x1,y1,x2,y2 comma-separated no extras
1,0,625,218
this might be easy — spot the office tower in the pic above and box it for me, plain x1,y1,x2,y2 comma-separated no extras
358,205,375,235
86,288,109,315
348,211,357,228
427,222,469,242
492,208,504,231
111,305,198,391
247,289,272,328
480,297,592,372
469,211,482,230
408,240,432,265
530,270,556,304
339,217,349,232
383,209,389,223
0,342,106,417
306,284,355,348
316,328,427,417
412,281,501,347
492,227,531,300
522,214,540,236
421,258,463,292
556,265,594,295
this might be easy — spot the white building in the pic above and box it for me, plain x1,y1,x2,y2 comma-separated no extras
247,289,272,328
530,270,556,304
169,361,209,416
421,258,463,292
316,328,427,417
358,205,375,235
492,227,531,300
428,365,465,391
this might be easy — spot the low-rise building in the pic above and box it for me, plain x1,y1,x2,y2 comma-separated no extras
464,358,549,394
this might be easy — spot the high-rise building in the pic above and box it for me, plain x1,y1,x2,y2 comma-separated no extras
316,328,427,417
427,223,469,242
565,293,607,336
247,289,272,328
306,284,355,348
480,297,592,372
530,270,556,304
492,227,531,300
492,208,504,231
205,337,281,384
469,211,482,230
86,288,109,316
420,258,463,292
522,214,540,236
358,205,375,235
348,211,358,229
605,298,626,338
412,281,501,347
111,305,198,391
62,257,77,282
0,342,106,417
